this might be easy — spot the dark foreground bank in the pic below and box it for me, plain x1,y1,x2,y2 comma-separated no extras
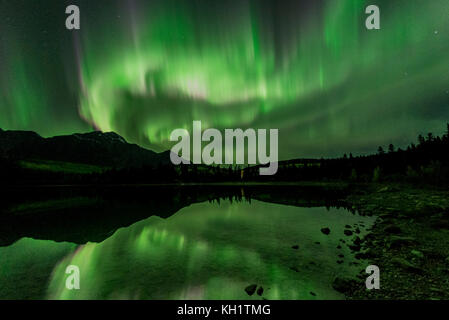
340,183,449,300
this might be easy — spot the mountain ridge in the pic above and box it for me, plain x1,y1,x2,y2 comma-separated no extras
0,128,170,168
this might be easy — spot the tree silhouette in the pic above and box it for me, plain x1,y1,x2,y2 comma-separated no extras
388,144,395,153
418,134,425,146
377,146,385,155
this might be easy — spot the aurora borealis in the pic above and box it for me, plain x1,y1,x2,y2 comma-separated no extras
1,0,449,159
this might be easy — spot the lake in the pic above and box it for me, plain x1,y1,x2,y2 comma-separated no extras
0,185,375,300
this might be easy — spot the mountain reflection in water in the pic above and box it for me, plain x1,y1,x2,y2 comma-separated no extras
0,185,375,299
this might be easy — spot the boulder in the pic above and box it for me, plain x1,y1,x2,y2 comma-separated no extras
392,257,423,274
384,224,402,234
245,284,258,296
388,236,416,248
332,277,357,293
411,250,424,259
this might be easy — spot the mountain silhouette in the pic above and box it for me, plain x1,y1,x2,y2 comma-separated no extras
0,128,170,168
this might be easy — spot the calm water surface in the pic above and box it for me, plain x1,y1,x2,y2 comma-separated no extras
0,199,375,300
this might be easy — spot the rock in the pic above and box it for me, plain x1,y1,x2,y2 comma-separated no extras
389,236,416,248
355,252,368,260
289,267,299,272
376,186,399,193
416,203,444,215
384,225,402,234
245,284,257,296
364,249,377,259
430,220,449,230
332,277,357,293
257,287,264,296
321,227,331,235
411,250,424,259
391,257,423,274
377,186,390,193
344,230,353,236
291,245,299,249
385,207,400,214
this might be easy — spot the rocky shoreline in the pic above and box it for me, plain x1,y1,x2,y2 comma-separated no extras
338,183,449,300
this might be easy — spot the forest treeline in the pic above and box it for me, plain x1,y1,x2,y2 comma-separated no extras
245,123,449,184
1,123,448,185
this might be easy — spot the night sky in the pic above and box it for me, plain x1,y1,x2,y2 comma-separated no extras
1,0,449,160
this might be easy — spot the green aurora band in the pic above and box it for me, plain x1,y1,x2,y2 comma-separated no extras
1,0,449,159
